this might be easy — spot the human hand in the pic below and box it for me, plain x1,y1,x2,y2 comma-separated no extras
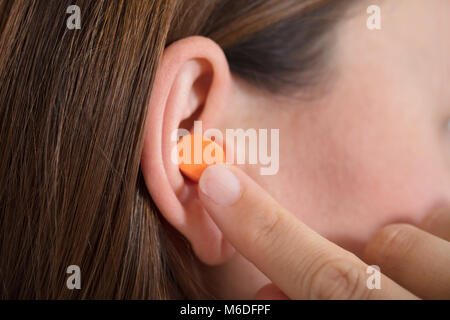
198,164,450,299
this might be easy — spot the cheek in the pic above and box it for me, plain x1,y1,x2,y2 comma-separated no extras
279,99,450,253
328,145,449,254
338,138,447,250
350,151,447,226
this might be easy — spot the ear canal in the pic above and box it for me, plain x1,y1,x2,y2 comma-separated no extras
177,134,226,182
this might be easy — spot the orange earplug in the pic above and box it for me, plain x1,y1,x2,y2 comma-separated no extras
177,134,225,182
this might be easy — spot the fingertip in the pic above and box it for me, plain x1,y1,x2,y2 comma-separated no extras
198,164,242,207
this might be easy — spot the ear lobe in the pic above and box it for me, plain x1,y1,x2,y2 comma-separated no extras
140,36,235,265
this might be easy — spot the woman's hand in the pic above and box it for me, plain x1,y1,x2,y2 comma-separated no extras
197,164,450,299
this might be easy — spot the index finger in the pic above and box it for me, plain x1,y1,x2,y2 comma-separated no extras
198,164,417,299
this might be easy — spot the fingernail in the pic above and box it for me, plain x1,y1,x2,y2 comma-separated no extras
199,164,241,206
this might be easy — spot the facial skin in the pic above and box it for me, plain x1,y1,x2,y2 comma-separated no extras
236,0,450,252
141,0,450,299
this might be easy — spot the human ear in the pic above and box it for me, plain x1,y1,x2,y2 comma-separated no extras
140,36,235,265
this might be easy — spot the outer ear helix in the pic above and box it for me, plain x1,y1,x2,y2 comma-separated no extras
177,134,226,182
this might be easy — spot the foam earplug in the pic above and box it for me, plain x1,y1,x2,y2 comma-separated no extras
177,134,225,182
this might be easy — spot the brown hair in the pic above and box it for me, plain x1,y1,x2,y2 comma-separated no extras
0,0,352,299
